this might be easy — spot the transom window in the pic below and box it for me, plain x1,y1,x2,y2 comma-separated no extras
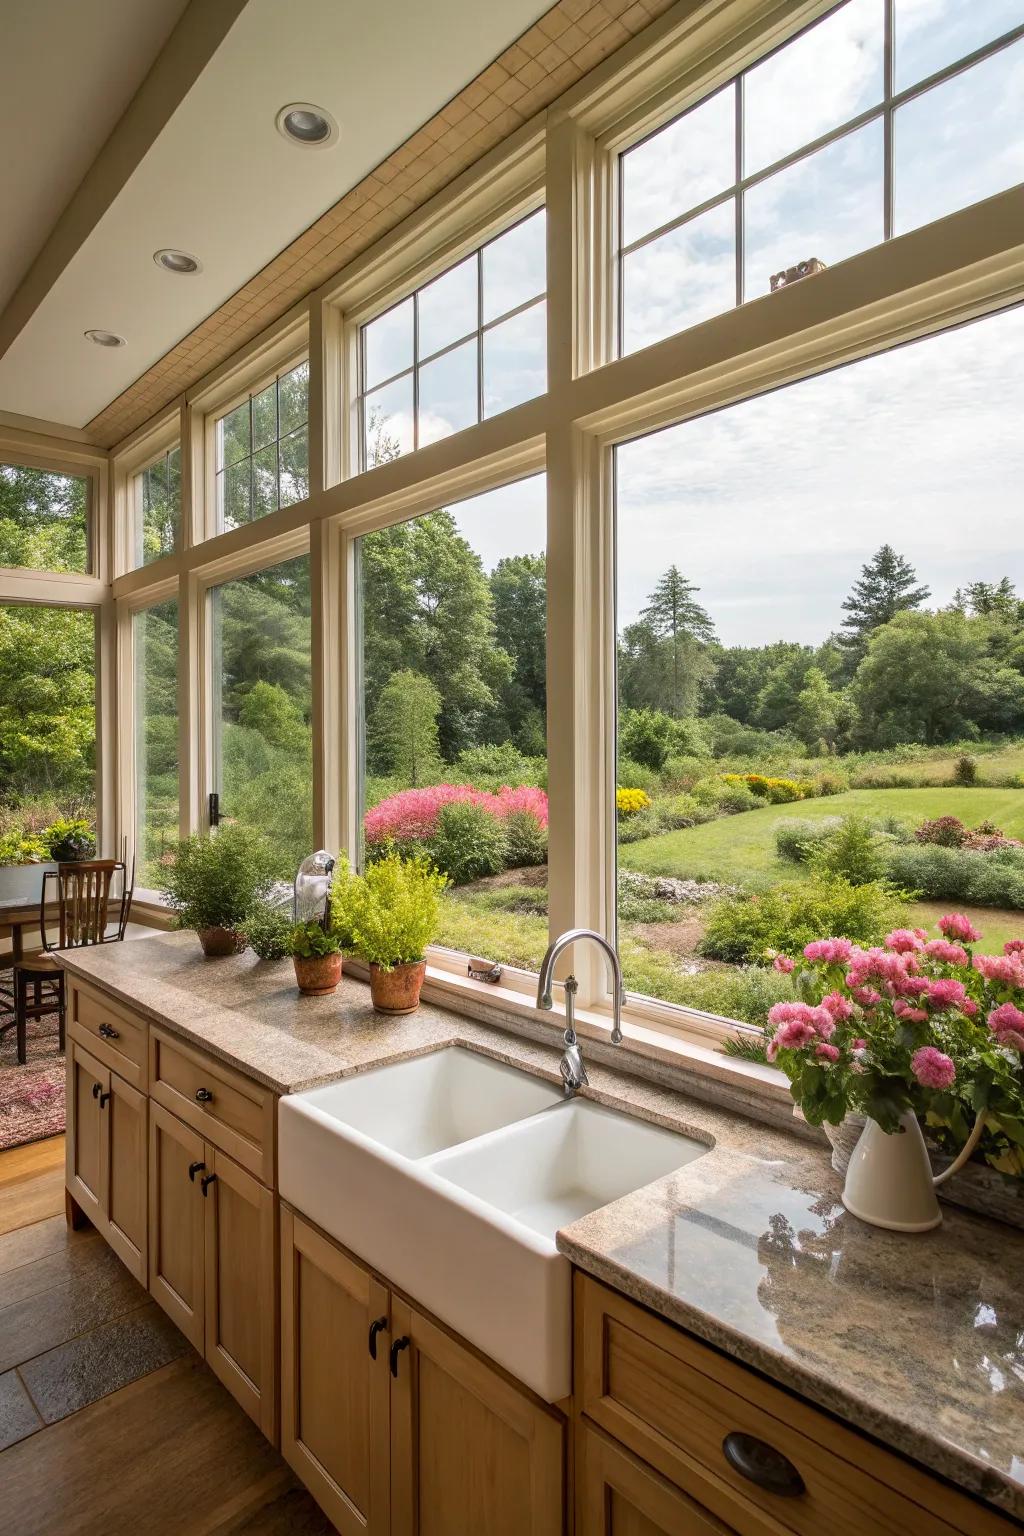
359,209,547,468
0,462,90,574
619,0,1024,354
134,446,181,567
215,361,309,533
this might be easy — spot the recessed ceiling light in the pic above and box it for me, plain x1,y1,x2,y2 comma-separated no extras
154,248,201,274
84,329,126,348
276,102,338,148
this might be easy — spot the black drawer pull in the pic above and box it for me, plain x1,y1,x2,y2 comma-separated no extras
92,1081,102,1099
200,1172,218,1196
368,1316,388,1359
98,1023,120,1040
188,1161,206,1182
390,1336,410,1377
195,1087,214,1104
722,1433,805,1498
98,1090,111,1109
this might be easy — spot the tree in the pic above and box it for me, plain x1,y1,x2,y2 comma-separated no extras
488,553,547,752
620,708,675,770
0,604,95,800
0,463,88,573
838,544,930,665
636,566,716,717
793,666,841,752
952,578,1021,621
369,669,443,785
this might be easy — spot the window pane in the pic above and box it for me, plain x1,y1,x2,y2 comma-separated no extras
482,210,546,323
364,374,414,465
279,427,309,507
418,255,478,358
419,338,479,445
218,400,250,469
137,448,180,567
613,303,1024,1034
743,119,883,299
364,296,414,389
895,0,1024,91
894,40,1024,234
134,600,178,889
0,464,89,574
220,459,252,532
621,86,735,248
212,556,312,876
252,443,279,520
252,382,277,453
483,301,546,418
278,361,309,438
358,476,548,974
744,0,884,176
622,201,736,354
0,604,95,855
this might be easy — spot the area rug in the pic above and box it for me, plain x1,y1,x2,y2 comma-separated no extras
0,1014,65,1151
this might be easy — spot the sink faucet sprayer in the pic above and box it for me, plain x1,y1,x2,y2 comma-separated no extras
536,928,626,1095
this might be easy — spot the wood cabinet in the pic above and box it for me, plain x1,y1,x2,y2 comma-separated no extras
66,1036,147,1283
149,1100,277,1440
281,1208,565,1536
578,1424,736,1536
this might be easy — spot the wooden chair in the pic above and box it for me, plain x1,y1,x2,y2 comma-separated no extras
11,858,134,1066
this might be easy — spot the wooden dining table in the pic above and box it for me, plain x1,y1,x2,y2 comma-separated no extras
0,894,58,965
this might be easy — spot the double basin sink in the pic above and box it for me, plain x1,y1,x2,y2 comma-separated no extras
278,1046,707,1401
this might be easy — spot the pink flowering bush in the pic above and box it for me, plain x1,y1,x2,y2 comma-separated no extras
364,781,548,881
766,916,1024,1169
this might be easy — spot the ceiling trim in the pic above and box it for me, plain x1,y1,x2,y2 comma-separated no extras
89,0,675,451
0,0,249,365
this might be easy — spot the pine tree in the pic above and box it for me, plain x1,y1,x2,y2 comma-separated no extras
637,566,716,717
839,544,930,660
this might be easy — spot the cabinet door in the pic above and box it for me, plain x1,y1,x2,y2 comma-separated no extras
578,1423,737,1536
66,1039,108,1227
204,1146,277,1441
148,1100,206,1350
390,1299,565,1536
103,1071,148,1283
280,1207,390,1536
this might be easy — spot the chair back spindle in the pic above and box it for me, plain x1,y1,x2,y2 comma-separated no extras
40,859,134,952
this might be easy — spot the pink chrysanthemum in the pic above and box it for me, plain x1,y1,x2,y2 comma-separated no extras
923,939,969,967
938,913,981,943
988,1002,1024,1040
886,928,925,953
1004,939,1024,956
821,991,853,1021
911,1046,956,1090
773,954,795,973
815,1042,840,1063
803,937,854,965
925,977,968,1011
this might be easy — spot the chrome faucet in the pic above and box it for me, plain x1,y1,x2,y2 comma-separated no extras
536,928,626,1095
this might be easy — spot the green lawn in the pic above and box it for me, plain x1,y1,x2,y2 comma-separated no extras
620,787,1024,887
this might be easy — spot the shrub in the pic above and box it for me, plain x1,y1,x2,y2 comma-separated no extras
721,772,805,803
428,801,507,885
659,755,708,792
616,810,659,845
619,708,675,771
454,743,544,790
617,888,675,923
954,753,978,786
0,829,48,866
616,755,660,794
502,809,548,868
331,852,447,969
774,818,840,864
616,787,651,817
364,782,548,855
653,793,714,831
915,816,968,848
161,825,281,935
692,778,760,813
813,771,848,796
670,967,793,1030
809,815,890,886
241,902,292,961
886,844,1024,909
46,817,96,861
699,876,908,964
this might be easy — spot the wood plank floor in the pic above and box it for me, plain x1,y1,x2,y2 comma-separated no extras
0,1137,336,1534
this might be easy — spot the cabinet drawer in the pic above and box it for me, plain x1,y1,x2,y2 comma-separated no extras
150,1027,275,1186
576,1274,1009,1536
70,983,148,1089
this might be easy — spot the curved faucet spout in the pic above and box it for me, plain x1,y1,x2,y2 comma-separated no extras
536,928,626,1066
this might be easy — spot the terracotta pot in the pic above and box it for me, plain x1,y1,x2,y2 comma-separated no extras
197,925,247,957
369,960,426,1015
293,951,343,996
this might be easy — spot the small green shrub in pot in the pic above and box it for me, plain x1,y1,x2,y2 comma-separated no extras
161,824,280,956
47,818,96,862
241,902,292,962
331,851,447,1014
286,918,344,996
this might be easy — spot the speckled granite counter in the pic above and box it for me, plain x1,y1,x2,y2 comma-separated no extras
61,933,1024,1522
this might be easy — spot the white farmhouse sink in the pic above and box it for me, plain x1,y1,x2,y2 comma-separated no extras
278,1047,706,1401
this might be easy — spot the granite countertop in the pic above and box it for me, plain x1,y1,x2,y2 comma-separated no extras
61,933,1024,1522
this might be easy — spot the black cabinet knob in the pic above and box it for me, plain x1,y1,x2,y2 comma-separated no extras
368,1316,388,1359
195,1087,214,1104
188,1161,206,1182
390,1336,410,1378
200,1172,218,1196
722,1432,805,1498
92,1082,102,1098
98,1023,119,1040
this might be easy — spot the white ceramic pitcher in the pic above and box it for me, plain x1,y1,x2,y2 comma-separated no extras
842,1112,986,1232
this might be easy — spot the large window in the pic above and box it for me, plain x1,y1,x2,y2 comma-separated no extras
358,476,548,973
133,600,179,888
215,361,309,533
0,463,90,573
614,303,1024,1032
134,447,181,568
0,603,95,860
619,0,1024,354
360,210,546,467
211,555,312,875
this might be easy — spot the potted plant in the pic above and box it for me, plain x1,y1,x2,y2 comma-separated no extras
47,817,96,863
161,825,280,956
287,919,344,995
331,851,447,1014
241,901,293,962
767,916,1024,1231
